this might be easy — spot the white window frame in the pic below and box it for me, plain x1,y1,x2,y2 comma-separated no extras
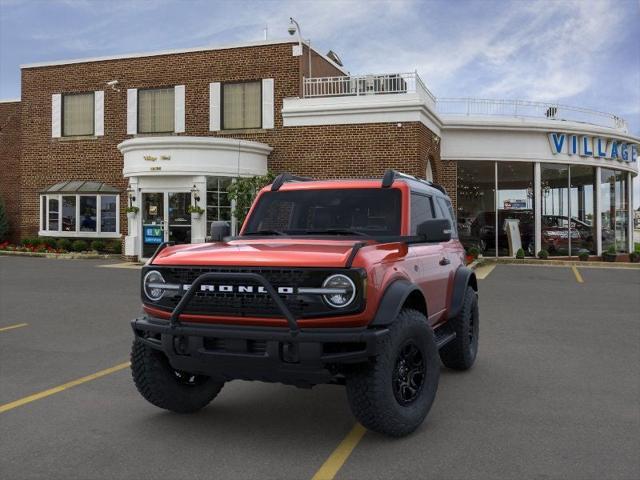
61,91,96,137
39,193,120,238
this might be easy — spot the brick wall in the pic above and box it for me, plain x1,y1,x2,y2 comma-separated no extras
0,101,21,242
14,41,442,241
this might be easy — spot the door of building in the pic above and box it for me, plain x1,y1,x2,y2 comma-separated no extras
141,192,191,258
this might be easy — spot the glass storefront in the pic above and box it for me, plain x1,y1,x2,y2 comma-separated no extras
601,169,629,253
569,165,596,254
458,161,622,257
457,161,496,256
497,163,534,256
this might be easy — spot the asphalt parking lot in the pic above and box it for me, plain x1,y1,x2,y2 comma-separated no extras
1,257,639,480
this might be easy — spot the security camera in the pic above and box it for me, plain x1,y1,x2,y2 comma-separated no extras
106,80,118,86
287,24,296,36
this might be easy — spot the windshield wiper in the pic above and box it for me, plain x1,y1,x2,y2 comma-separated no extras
304,228,368,236
243,229,286,236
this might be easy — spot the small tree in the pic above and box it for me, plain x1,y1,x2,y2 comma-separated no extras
227,172,276,228
0,197,9,242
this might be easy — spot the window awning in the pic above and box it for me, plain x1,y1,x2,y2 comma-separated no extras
41,181,120,194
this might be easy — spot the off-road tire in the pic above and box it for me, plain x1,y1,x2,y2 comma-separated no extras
345,309,440,437
439,286,479,370
131,339,224,413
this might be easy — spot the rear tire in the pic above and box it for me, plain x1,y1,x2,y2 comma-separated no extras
439,286,479,370
345,309,440,437
131,339,224,413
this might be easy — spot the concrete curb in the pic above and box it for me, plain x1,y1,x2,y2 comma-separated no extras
482,257,640,269
0,250,122,260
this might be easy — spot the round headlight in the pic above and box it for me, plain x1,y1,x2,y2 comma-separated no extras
322,274,356,308
143,270,166,302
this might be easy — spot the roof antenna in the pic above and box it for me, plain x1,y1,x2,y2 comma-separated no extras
263,24,268,40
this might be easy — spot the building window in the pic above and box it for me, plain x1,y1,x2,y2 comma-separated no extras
62,92,94,136
206,177,233,233
138,88,175,133
101,195,118,233
39,194,120,237
436,197,458,239
222,81,261,130
62,196,76,232
457,161,496,256
80,196,97,232
601,169,629,253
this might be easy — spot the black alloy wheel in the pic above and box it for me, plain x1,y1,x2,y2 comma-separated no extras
392,341,425,406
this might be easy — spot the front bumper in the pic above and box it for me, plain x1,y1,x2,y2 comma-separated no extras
132,315,388,387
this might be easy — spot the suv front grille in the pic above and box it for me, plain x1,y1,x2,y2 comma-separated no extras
144,267,364,319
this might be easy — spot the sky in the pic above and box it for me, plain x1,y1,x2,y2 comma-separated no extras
1,0,639,204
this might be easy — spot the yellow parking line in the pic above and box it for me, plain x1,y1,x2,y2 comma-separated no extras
475,263,496,280
311,423,366,480
98,262,142,269
0,362,130,414
0,323,28,333
571,265,584,283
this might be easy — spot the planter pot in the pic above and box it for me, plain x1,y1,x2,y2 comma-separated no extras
191,212,203,221
127,212,137,221
465,255,475,265
630,253,640,263
603,253,618,262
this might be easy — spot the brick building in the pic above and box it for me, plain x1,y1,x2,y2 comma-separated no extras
0,38,637,259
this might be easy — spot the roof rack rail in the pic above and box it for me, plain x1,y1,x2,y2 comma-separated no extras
381,169,447,195
271,172,314,191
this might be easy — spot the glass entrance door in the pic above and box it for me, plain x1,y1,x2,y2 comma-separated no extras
167,192,191,245
141,192,192,258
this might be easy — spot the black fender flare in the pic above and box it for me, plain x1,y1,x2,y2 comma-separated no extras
370,279,426,327
448,266,478,320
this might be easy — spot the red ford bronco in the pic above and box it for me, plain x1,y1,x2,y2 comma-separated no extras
131,170,479,437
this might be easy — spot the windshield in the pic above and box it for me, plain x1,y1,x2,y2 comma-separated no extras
243,188,402,237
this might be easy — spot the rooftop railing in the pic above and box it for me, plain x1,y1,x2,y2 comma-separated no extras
436,98,628,131
303,72,436,103
301,74,627,131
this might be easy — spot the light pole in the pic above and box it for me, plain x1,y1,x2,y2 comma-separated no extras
288,17,311,78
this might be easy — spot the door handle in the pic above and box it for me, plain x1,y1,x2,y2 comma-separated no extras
439,257,450,266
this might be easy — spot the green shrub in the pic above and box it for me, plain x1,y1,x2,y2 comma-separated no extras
606,244,617,255
90,240,106,252
578,251,590,261
630,252,640,263
38,237,57,249
57,238,72,251
21,237,35,247
515,248,525,259
468,246,480,259
537,249,549,260
71,240,88,252
106,240,122,254
227,172,276,227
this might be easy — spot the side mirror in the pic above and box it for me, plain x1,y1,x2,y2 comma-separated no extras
416,218,452,242
209,221,231,241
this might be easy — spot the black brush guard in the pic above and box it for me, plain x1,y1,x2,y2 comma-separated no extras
132,271,388,386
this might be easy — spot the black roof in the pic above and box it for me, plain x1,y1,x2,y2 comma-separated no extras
41,181,120,194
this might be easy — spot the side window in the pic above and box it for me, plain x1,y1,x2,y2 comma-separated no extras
436,197,458,238
410,193,434,234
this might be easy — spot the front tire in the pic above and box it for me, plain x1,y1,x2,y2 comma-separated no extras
345,309,440,437
131,339,224,413
439,286,479,370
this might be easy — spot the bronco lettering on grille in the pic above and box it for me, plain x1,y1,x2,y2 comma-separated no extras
187,284,296,294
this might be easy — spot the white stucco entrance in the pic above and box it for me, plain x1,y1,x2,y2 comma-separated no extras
118,136,271,259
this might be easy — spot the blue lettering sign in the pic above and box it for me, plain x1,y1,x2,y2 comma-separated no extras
610,141,619,159
548,133,565,154
570,135,578,155
580,136,593,156
596,138,607,157
620,143,628,161
632,144,638,162
144,226,163,244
